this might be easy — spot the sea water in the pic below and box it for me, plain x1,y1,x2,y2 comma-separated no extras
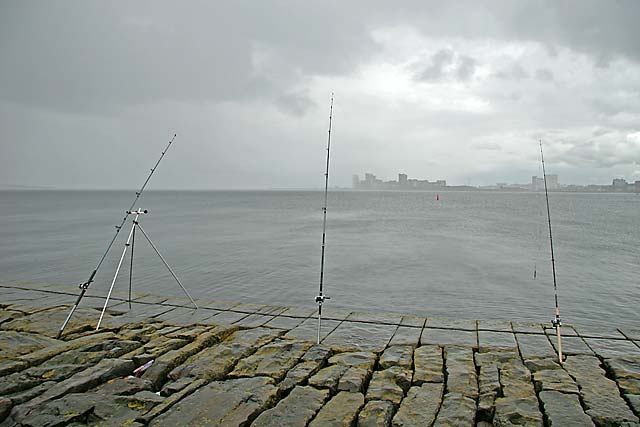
1,190,638,330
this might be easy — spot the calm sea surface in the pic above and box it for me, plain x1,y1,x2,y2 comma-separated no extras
1,190,638,330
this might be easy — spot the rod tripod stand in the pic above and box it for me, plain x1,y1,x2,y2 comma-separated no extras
96,208,198,330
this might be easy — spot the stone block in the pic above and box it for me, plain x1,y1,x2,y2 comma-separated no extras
421,328,476,347
380,345,413,370
413,345,444,384
388,326,422,347
149,377,277,427
309,391,364,427
392,383,443,427
358,400,395,427
433,392,476,426
252,386,329,427
494,395,543,426
230,339,312,381
539,390,595,427
366,366,412,405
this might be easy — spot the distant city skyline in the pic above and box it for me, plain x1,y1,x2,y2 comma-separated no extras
352,171,640,192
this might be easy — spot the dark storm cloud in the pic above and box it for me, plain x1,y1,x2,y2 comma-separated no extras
0,1,379,115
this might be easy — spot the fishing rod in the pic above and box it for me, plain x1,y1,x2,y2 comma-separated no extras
539,140,563,364
316,93,334,344
56,133,178,339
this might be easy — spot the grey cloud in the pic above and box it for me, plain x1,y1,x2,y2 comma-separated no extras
535,68,554,82
415,50,477,82
494,63,529,80
274,90,316,117
456,55,477,81
472,142,502,150
417,49,454,81
0,2,379,116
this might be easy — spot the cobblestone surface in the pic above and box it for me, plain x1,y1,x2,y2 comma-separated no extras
1,283,639,426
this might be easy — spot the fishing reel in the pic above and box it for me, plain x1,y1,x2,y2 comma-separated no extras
315,295,330,304
551,316,562,328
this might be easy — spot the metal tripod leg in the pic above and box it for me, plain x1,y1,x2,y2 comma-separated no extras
96,217,137,330
136,223,198,309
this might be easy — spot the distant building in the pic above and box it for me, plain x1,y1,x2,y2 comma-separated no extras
612,178,628,189
352,174,360,189
352,172,446,190
531,175,558,191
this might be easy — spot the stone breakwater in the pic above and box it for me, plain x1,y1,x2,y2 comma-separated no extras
0,283,639,426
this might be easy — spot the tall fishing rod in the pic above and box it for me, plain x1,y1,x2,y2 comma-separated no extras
539,140,563,364
316,93,334,344
56,133,178,339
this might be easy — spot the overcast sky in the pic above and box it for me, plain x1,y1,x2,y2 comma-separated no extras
1,1,639,189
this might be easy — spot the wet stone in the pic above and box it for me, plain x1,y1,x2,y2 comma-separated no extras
10,358,136,422
159,376,193,396
366,366,412,405
329,351,377,371
524,357,562,373
338,366,370,392
279,361,322,392
421,328,477,347
2,306,103,338
604,357,640,381
413,345,443,385
308,363,349,392
309,391,364,427
168,327,279,381
149,377,277,427
618,377,640,395
539,390,595,427
584,338,640,359
142,325,236,389
0,331,59,360
550,336,593,356
433,392,476,426
479,331,518,351
380,345,413,370
477,363,500,421
252,385,329,427
494,395,544,426
285,317,340,342
0,397,11,423
478,319,513,332
5,381,55,405
445,346,478,399
516,333,557,359
427,317,476,331
230,339,312,381
323,322,397,352
512,322,544,334
533,368,579,394
358,400,395,427
392,383,443,427
388,326,422,347
400,315,426,328
564,355,640,426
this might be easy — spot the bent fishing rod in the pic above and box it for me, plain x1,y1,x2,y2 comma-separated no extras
56,133,178,339
316,93,334,344
540,140,563,364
